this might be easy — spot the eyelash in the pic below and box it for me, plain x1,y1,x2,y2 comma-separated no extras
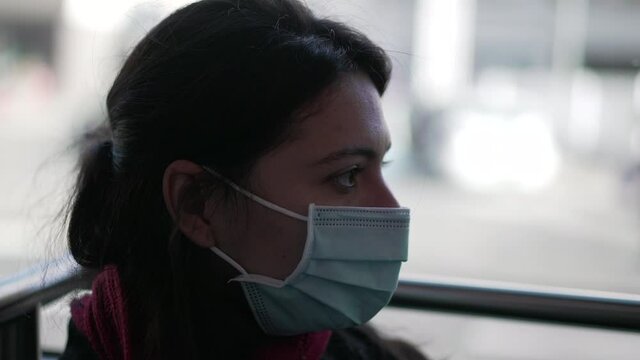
330,159,393,193
332,165,364,192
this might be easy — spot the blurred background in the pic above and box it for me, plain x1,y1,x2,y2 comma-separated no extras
1,0,639,358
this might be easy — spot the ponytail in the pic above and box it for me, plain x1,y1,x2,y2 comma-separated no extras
67,126,117,268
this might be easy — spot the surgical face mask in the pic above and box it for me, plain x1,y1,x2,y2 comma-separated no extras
203,166,410,336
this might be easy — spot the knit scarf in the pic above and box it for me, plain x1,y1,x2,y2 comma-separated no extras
70,266,132,360
70,265,332,359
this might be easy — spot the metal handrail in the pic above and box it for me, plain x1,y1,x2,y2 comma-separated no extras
0,257,94,360
392,275,640,332
0,257,94,323
1,261,639,331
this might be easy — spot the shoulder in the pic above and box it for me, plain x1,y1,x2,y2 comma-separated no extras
322,325,428,360
58,319,100,360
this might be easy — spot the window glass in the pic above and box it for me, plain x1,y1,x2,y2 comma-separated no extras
371,307,640,359
1,0,638,297
2,0,638,357
386,0,640,294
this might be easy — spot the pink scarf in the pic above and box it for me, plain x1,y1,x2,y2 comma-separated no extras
70,266,133,360
71,266,332,359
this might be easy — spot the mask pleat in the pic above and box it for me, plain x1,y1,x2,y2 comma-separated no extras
244,282,358,335
311,226,409,261
313,206,410,220
302,260,402,291
290,275,392,323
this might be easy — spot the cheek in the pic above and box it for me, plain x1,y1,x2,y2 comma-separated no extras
233,201,308,279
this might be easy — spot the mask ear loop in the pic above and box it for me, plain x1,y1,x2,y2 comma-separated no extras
211,247,248,275
202,166,308,221
203,165,314,288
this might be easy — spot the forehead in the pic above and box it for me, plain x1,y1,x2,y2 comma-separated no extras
289,72,389,154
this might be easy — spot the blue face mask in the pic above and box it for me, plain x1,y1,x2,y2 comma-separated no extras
203,166,410,336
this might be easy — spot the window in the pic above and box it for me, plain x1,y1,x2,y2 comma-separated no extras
1,0,638,358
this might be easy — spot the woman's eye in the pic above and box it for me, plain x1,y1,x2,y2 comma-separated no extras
333,166,362,190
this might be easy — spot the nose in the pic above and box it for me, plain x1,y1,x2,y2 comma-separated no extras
371,178,400,208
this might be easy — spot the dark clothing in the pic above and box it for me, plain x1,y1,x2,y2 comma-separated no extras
60,319,427,360
59,320,99,360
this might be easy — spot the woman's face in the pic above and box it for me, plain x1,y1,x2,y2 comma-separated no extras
212,72,399,279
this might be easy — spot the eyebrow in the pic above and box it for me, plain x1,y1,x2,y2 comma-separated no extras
313,143,392,166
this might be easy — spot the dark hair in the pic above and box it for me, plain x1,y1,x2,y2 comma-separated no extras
66,0,391,358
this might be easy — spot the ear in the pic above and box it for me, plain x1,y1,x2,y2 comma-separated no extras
162,160,216,248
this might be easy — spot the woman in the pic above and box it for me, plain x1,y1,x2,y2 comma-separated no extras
60,0,426,358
